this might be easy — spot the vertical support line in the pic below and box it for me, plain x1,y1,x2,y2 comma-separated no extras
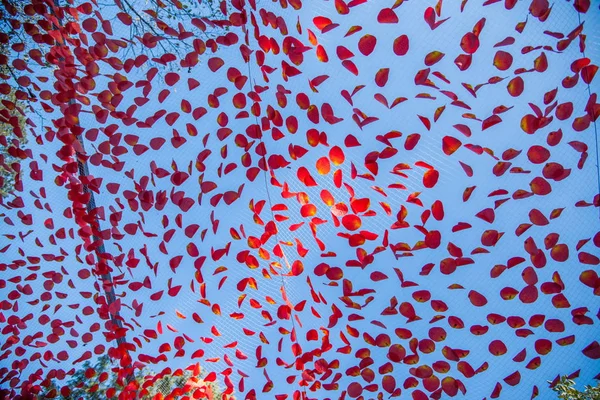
576,12,600,219
49,0,134,387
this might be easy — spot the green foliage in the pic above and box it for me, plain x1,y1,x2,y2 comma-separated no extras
0,86,27,198
0,2,30,198
39,355,229,399
553,376,600,400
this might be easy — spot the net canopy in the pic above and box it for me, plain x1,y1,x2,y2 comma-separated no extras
0,0,599,399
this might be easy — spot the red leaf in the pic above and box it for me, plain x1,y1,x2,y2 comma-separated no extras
336,46,354,60
313,16,333,31
460,32,480,54
423,169,439,188
377,8,398,23
582,341,600,359
527,145,550,164
329,146,345,165
493,51,513,70
208,57,225,72
581,65,598,84
375,68,390,87
425,51,445,66
347,382,363,398
530,177,552,195
468,290,488,307
358,34,377,56
165,72,180,86
342,214,362,231
393,35,409,56
442,136,462,155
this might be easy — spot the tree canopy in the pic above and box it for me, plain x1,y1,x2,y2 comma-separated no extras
553,376,600,400
38,355,229,400
0,43,29,197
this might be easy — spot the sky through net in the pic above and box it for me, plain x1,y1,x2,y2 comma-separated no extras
0,0,599,399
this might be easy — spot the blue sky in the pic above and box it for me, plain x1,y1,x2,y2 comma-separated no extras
1,0,599,398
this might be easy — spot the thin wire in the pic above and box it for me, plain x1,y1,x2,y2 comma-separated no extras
576,11,600,219
242,6,310,400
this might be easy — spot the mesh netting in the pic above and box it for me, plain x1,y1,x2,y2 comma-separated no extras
0,0,599,399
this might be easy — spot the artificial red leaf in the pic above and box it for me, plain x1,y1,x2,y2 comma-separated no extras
393,35,409,56
358,34,377,56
